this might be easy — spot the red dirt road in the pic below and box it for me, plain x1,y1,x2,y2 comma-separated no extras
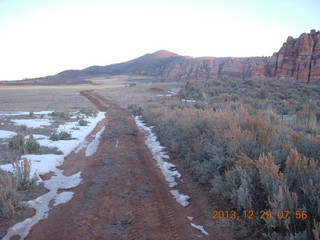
25,90,233,240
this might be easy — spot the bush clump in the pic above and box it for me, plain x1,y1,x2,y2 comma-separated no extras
78,119,88,126
11,158,38,191
49,131,72,141
51,111,70,120
128,104,143,116
0,169,20,218
140,79,320,239
8,134,40,154
0,158,37,218
80,108,97,117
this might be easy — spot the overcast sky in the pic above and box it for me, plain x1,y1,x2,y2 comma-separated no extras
0,0,319,80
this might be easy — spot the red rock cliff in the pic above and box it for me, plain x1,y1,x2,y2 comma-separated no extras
271,30,320,83
151,30,320,83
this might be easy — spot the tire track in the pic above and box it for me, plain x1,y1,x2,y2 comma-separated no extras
82,90,186,240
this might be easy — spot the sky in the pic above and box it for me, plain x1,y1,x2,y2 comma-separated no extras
0,0,319,80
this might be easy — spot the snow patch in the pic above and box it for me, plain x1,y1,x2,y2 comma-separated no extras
74,139,89,154
170,190,190,207
135,117,181,188
53,192,74,206
26,134,48,140
187,216,194,221
156,94,172,97
190,223,209,235
11,119,53,128
135,116,191,207
3,169,82,240
85,126,105,157
1,111,106,240
0,130,17,138
181,99,196,103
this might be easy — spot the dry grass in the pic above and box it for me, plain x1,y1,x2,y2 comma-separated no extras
0,76,180,111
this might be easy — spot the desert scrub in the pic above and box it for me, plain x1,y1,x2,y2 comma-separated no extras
19,124,28,132
78,119,88,126
141,101,320,239
29,111,35,118
0,169,20,218
8,134,24,150
49,131,72,141
128,104,143,115
80,108,97,117
51,111,70,120
11,158,38,191
8,134,40,154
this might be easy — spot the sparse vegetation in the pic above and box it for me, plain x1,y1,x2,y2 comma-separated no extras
8,134,40,154
49,131,72,141
0,169,20,218
51,111,70,120
80,108,97,117
29,112,35,118
78,119,88,126
11,158,38,191
19,125,28,132
141,79,320,239
0,158,37,218
128,104,143,115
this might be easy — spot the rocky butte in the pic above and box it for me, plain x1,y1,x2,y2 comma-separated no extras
48,30,320,84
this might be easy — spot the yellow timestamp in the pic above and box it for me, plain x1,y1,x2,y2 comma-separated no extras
211,210,308,220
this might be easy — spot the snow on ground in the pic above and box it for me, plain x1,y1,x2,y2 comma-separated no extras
187,216,194,221
0,154,64,176
190,223,209,236
26,134,47,140
135,116,191,207
135,116,209,237
11,118,53,128
85,126,105,157
3,169,82,240
187,216,209,237
53,191,74,206
0,111,106,240
0,111,29,116
0,130,17,138
0,111,53,116
181,99,197,103
74,139,89,154
38,112,105,157
135,116,181,188
1,111,106,176
156,94,172,97
170,190,190,207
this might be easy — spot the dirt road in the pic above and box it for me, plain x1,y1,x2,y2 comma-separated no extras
26,90,232,240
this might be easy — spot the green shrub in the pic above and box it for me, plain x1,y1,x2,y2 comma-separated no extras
49,131,72,141
11,158,38,191
19,125,28,131
80,108,97,117
296,108,317,134
51,111,70,120
128,104,143,116
8,134,39,154
0,169,20,218
29,112,35,118
78,119,88,126
9,134,25,151
24,136,40,154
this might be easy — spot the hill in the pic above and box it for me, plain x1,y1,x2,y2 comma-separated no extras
4,30,319,85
